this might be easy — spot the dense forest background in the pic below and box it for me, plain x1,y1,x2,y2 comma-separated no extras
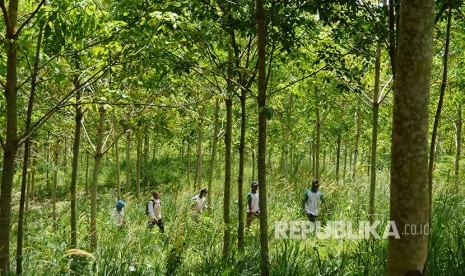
0,0,464,275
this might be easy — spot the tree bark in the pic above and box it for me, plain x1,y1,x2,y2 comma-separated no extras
427,4,451,230
387,0,434,273
314,88,321,180
237,86,246,253
336,135,341,182
90,106,106,251
136,134,141,198
256,0,269,273
207,98,220,205
222,50,233,262
369,44,381,223
352,107,361,181
53,144,59,229
454,104,462,185
0,0,20,272
115,135,121,199
125,131,131,193
70,56,83,249
196,106,204,191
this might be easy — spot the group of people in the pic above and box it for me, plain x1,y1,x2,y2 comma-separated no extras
113,179,327,231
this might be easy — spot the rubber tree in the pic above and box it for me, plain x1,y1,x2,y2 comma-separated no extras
387,0,434,273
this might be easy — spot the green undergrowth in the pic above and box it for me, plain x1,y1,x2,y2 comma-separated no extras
8,164,465,275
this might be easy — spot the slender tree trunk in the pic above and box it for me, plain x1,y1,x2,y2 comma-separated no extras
252,148,256,181
237,86,246,253
115,136,121,199
125,131,131,193
0,0,20,272
187,139,191,189
90,106,106,251
70,56,83,249
222,50,233,262
387,0,434,273
196,106,204,190
208,98,220,205
369,44,382,223
353,107,361,181
315,90,321,180
136,134,142,198
256,0,270,273
25,161,32,214
454,104,462,185
46,133,50,193
17,24,44,270
53,144,59,229
336,135,341,182
343,141,348,181
427,5,451,228
30,157,35,201
85,151,90,196
144,132,149,177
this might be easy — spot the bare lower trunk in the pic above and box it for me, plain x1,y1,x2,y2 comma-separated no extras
387,0,434,273
222,50,233,261
90,106,106,251
369,44,382,223
208,99,220,204
115,136,121,199
125,131,131,193
454,104,462,185
256,0,270,273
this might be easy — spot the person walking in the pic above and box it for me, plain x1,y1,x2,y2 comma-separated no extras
246,181,259,229
147,192,164,233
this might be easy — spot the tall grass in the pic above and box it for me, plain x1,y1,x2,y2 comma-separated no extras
9,155,465,275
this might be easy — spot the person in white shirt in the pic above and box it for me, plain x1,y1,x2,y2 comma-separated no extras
115,199,125,227
147,192,164,233
191,188,208,221
246,181,259,229
302,180,327,222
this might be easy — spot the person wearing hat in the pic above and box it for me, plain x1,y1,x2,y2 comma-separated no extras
246,181,260,229
115,199,125,227
302,180,327,222
147,191,164,233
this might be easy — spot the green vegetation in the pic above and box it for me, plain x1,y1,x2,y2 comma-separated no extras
8,151,465,275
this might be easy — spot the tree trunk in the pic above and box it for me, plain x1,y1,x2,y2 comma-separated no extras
90,106,106,251
46,133,50,194
85,151,90,196
369,44,382,223
387,0,434,273
343,141,348,181
315,90,321,180
454,104,462,185
252,148,256,181
427,4,451,229
125,131,131,193
115,135,121,199
70,56,83,249
17,22,44,271
352,107,361,181
187,139,191,189
144,132,149,179
222,50,233,262
136,134,142,198
53,144,59,229
196,106,204,191
256,0,270,273
237,85,246,253
207,98,220,205
336,135,341,182
0,0,20,272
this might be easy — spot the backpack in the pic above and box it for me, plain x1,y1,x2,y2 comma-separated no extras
145,199,154,215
